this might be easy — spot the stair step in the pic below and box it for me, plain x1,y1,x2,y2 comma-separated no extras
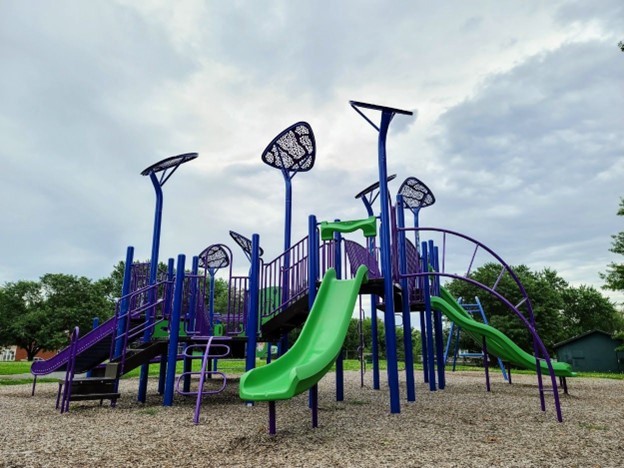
70,392,121,402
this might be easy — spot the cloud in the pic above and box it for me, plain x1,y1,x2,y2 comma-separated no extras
0,1,622,307
427,39,624,299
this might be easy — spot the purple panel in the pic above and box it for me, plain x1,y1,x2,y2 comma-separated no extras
344,240,381,278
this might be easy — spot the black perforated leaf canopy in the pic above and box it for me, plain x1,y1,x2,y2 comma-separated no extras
198,244,230,270
229,230,264,259
140,153,198,176
355,174,397,200
261,122,315,173
398,177,435,210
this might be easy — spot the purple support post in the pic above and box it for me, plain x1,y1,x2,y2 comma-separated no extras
431,244,445,390
334,223,344,402
311,384,319,428
422,242,436,390
483,337,491,392
269,401,277,436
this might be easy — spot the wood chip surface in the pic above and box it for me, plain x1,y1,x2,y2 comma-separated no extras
1,371,622,467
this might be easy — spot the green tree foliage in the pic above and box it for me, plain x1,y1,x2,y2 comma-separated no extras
601,198,624,292
342,317,422,361
561,285,624,337
0,275,114,360
446,263,623,354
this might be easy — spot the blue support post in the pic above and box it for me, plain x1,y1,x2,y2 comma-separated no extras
333,222,345,401
138,172,164,403
415,216,429,384
278,173,293,356
396,196,415,402
350,100,413,413
422,242,436,390
158,258,175,395
163,254,185,406
308,214,319,411
431,244,445,389
245,234,261,372
377,111,401,413
114,246,134,359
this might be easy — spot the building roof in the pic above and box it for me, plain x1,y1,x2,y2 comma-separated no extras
553,330,621,349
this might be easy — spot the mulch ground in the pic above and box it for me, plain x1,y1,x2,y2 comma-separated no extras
0,371,622,467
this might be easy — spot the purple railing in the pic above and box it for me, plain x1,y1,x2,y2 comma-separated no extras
183,273,208,336
225,275,249,335
110,279,172,377
259,236,337,324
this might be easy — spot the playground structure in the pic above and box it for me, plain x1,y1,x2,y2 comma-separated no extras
30,101,575,434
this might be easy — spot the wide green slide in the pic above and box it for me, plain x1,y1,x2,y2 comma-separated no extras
239,266,368,401
432,287,575,377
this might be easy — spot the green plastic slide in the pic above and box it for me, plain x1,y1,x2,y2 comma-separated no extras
432,287,575,377
239,266,368,401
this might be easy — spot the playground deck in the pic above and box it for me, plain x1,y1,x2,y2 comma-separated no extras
1,371,621,467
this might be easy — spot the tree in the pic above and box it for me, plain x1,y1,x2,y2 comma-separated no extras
0,275,113,360
601,198,624,292
619,41,624,52
561,285,624,337
445,263,621,353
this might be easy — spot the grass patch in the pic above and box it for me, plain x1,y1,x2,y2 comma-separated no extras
0,378,56,386
138,407,159,416
0,362,33,375
578,422,608,430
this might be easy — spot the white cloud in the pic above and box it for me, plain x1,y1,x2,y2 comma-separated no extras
1,0,622,307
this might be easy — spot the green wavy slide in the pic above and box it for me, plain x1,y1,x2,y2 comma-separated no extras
432,287,575,377
239,266,368,401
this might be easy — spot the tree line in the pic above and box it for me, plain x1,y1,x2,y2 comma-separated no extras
0,261,229,360
3,197,624,361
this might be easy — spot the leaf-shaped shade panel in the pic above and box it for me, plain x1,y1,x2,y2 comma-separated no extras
261,122,315,173
140,152,198,176
355,174,397,199
398,177,435,209
198,244,230,270
229,230,264,258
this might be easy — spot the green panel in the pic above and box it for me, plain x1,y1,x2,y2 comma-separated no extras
152,319,187,339
239,266,368,401
319,216,377,241
433,288,575,377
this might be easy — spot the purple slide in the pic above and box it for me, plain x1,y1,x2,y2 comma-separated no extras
30,317,117,376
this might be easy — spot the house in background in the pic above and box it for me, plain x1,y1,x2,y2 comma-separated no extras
554,330,624,373
0,346,57,362
0,346,16,361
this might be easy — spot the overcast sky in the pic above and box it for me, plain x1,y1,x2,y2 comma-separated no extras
1,1,623,304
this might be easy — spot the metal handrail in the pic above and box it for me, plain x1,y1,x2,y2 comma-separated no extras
174,337,231,424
